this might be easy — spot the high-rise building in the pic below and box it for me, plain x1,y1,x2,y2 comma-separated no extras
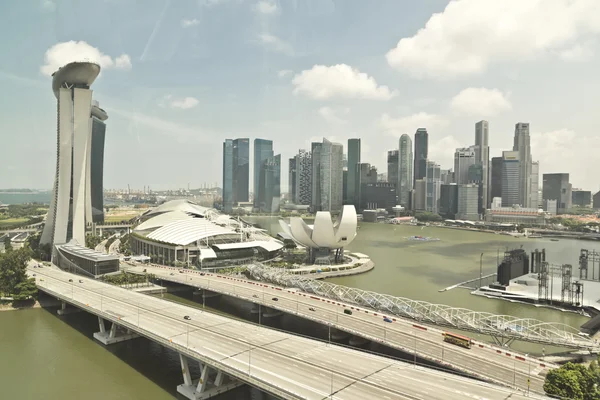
413,128,428,185
232,138,250,203
440,169,454,185
357,163,377,211
387,149,399,188
398,134,413,207
222,139,234,212
457,184,480,221
475,120,490,208
572,190,592,207
319,138,344,212
41,62,102,248
501,151,520,207
513,123,532,207
413,179,426,211
468,163,483,214
288,156,297,201
222,138,249,212
454,147,476,185
295,149,312,205
253,138,273,207
490,157,503,203
439,183,458,219
89,101,108,223
311,142,322,211
542,173,572,213
360,182,396,211
593,191,600,209
530,161,539,209
425,160,441,213
347,138,361,208
257,154,281,213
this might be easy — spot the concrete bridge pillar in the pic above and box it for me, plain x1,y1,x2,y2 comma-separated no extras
56,300,82,315
93,317,139,345
177,354,242,400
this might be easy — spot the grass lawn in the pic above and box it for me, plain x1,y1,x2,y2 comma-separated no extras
0,218,29,227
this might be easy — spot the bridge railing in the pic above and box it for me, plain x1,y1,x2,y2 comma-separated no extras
246,263,596,350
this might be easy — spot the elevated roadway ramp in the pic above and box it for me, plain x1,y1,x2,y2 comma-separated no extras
30,265,550,400
126,263,559,394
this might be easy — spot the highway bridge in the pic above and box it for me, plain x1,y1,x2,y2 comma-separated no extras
124,263,571,394
29,265,548,400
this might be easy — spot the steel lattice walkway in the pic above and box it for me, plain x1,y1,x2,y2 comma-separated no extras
246,264,597,350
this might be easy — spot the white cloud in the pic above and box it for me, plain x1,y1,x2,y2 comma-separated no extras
558,43,594,61
428,135,462,169
255,1,278,15
258,33,294,56
450,87,512,117
159,95,200,110
40,41,132,75
318,106,349,124
386,0,600,79
41,0,55,10
278,69,292,78
292,64,397,100
380,112,448,135
181,18,200,28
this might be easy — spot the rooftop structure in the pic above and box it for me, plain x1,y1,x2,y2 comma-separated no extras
132,199,283,267
55,241,119,277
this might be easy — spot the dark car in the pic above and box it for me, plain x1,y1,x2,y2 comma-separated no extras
309,307,316,312
179,270,184,273
184,316,191,320
79,280,84,283
68,279,73,282
199,272,205,276
32,274,36,277
344,309,352,315
252,294,259,298
383,317,392,323
170,273,174,276
272,297,278,301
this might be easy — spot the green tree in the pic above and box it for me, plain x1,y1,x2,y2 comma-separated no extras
3,236,12,252
544,362,600,400
12,278,38,301
0,246,32,296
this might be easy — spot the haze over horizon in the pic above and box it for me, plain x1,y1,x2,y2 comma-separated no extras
1,0,600,192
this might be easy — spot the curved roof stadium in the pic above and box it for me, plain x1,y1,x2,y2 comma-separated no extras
52,62,101,99
280,205,358,249
133,200,284,259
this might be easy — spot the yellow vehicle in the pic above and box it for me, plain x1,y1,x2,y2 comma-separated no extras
443,332,472,349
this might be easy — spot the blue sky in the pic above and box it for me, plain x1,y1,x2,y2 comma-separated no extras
1,0,600,192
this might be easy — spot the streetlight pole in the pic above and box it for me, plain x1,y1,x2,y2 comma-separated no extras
413,329,417,367
259,303,261,326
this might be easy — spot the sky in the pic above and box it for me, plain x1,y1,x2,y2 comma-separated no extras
1,0,600,192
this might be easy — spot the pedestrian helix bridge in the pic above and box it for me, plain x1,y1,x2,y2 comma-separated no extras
246,264,597,350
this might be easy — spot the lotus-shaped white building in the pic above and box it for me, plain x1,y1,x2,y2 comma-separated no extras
279,205,358,263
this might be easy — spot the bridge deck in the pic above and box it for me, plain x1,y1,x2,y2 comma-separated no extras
126,264,558,394
31,265,547,400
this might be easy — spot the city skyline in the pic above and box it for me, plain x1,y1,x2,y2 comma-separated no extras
2,1,600,192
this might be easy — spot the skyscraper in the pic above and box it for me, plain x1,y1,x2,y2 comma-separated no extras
490,157,503,203
457,184,480,221
542,173,572,213
439,183,458,219
295,149,312,205
288,156,297,202
41,62,101,248
311,142,322,211
222,140,234,212
232,138,250,203
425,160,441,213
398,134,413,207
513,123,532,207
257,154,281,213
347,139,361,208
253,138,273,207
89,101,108,223
319,138,344,212
454,147,476,185
501,151,520,207
475,120,490,208
531,161,539,209
387,150,399,189
413,128,428,185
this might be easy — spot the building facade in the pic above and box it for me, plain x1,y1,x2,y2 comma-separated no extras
530,161,539,209
398,134,413,208
513,122,532,208
360,182,397,211
311,142,322,211
41,62,101,248
232,138,250,204
318,139,344,213
454,146,476,185
457,184,480,221
253,138,273,208
295,149,312,205
257,154,281,213
501,151,520,207
346,138,361,208
90,102,108,223
222,139,234,212
387,150,399,189
413,179,426,211
475,120,490,209
439,183,459,219
413,128,428,186
288,156,296,202
593,191,600,209
572,190,592,208
542,173,572,213
490,156,503,202
425,160,441,213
